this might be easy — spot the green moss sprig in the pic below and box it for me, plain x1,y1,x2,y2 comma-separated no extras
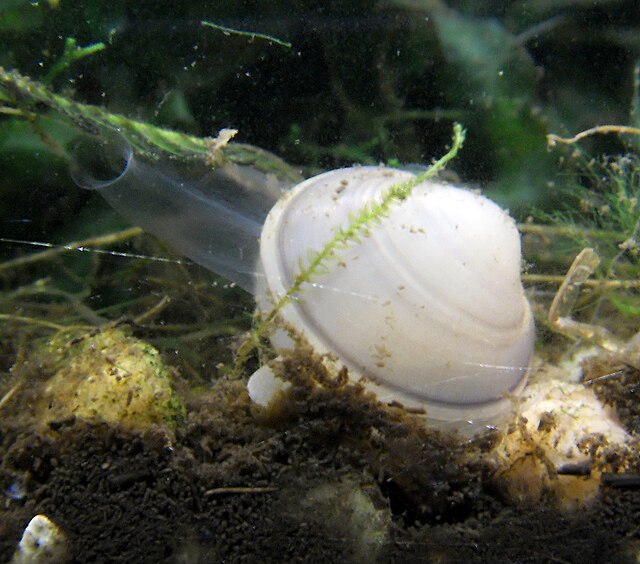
43,37,106,84
235,123,466,370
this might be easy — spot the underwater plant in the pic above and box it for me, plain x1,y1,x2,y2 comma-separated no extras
538,123,640,344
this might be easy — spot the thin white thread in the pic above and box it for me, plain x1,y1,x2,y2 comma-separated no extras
0,237,187,264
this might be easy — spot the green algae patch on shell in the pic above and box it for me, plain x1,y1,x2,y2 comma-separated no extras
34,328,185,432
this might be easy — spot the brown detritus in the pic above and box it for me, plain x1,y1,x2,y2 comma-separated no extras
582,353,640,434
537,411,557,433
2,362,640,562
3,323,640,561
493,415,561,506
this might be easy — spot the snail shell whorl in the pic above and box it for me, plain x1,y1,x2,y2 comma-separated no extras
257,167,534,425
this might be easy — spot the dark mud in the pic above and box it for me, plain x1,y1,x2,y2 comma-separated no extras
1,351,640,563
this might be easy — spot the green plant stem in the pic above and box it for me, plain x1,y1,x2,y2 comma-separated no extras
201,20,291,48
235,123,466,370
523,273,640,289
43,37,106,84
0,313,92,332
270,123,464,316
0,67,301,182
518,223,622,240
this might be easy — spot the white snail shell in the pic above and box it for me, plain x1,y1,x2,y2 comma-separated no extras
253,167,535,427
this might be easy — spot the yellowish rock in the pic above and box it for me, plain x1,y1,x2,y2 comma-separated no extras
36,328,185,431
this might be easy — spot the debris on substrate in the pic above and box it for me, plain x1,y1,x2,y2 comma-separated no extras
1,337,640,563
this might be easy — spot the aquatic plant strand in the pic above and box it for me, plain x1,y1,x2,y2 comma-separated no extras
0,67,205,155
43,37,106,84
201,20,292,48
272,123,465,313
0,227,144,273
270,123,465,318
0,67,300,181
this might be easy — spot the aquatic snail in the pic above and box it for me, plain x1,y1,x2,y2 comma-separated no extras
70,134,535,429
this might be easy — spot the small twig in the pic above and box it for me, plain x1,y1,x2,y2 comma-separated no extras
0,382,21,412
518,223,621,241
583,369,626,385
523,273,640,289
179,322,247,343
516,14,566,44
204,486,278,496
133,295,171,325
1,281,106,325
547,125,640,148
201,20,292,48
0,106,27,116
0,312,91,332
547,248,623,352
